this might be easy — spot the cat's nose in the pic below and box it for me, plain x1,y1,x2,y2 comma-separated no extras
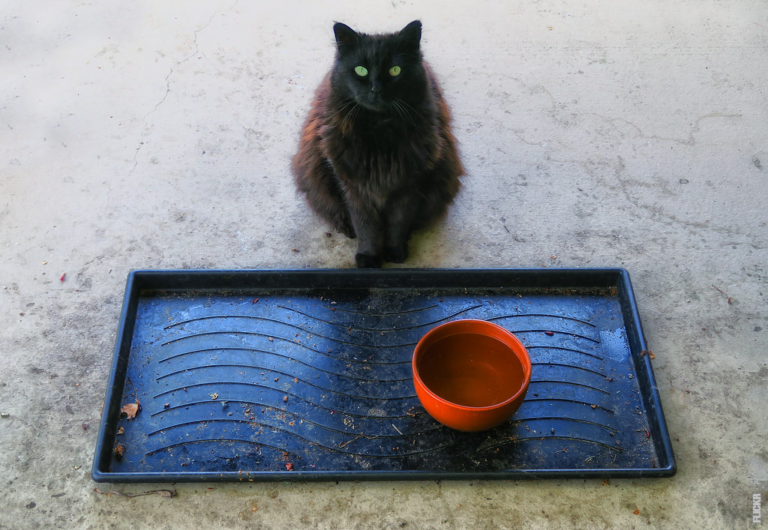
370,81,382,93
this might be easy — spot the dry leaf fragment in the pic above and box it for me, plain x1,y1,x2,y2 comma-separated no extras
285,463,294,471
210,393,219,400
120,400,140,420
117,427,125,435
114,443,124,459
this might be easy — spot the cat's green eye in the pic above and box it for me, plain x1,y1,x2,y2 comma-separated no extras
389,65,401,77
354,66,368,77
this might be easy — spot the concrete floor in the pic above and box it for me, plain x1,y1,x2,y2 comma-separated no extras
1,0,766,528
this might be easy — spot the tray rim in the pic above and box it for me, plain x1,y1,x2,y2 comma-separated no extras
92,267,676,482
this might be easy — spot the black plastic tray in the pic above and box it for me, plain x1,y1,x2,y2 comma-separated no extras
92,269,675,482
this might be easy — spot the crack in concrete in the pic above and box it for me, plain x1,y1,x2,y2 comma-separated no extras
583,112,743,147
127,0,239,177
474,69,744,154
548,145,765,250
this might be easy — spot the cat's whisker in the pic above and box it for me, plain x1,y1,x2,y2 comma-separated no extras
390,100,405,122
328,99,356,121
340,100,361,134
392,100,416,128
396,98,426,121
392,99,408,120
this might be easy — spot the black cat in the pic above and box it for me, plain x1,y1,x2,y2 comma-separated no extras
292,20,464,268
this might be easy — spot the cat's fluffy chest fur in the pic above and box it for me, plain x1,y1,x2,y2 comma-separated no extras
321,80,441,208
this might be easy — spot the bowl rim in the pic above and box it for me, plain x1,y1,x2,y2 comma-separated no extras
412,319,532,412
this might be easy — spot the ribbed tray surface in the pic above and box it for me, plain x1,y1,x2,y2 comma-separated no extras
94,270,674,481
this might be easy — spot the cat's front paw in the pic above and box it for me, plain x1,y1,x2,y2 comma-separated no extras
384,244,409,264
355,253,383,269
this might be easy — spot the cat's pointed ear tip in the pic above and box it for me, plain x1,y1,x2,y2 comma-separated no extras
333,22,358,47
333,22,351,33
402,20,422,39
403,20,422,32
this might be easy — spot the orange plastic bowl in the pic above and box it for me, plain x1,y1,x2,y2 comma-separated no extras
412,320,532,432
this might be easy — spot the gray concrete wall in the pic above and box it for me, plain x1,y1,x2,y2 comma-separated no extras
1,0,766,528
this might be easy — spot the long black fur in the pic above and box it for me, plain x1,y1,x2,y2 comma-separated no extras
292,20,464,268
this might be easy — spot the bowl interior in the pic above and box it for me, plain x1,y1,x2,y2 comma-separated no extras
417,331,526,408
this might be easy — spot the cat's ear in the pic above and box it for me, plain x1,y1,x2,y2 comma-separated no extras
333,22,359,51
399,20,422,51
